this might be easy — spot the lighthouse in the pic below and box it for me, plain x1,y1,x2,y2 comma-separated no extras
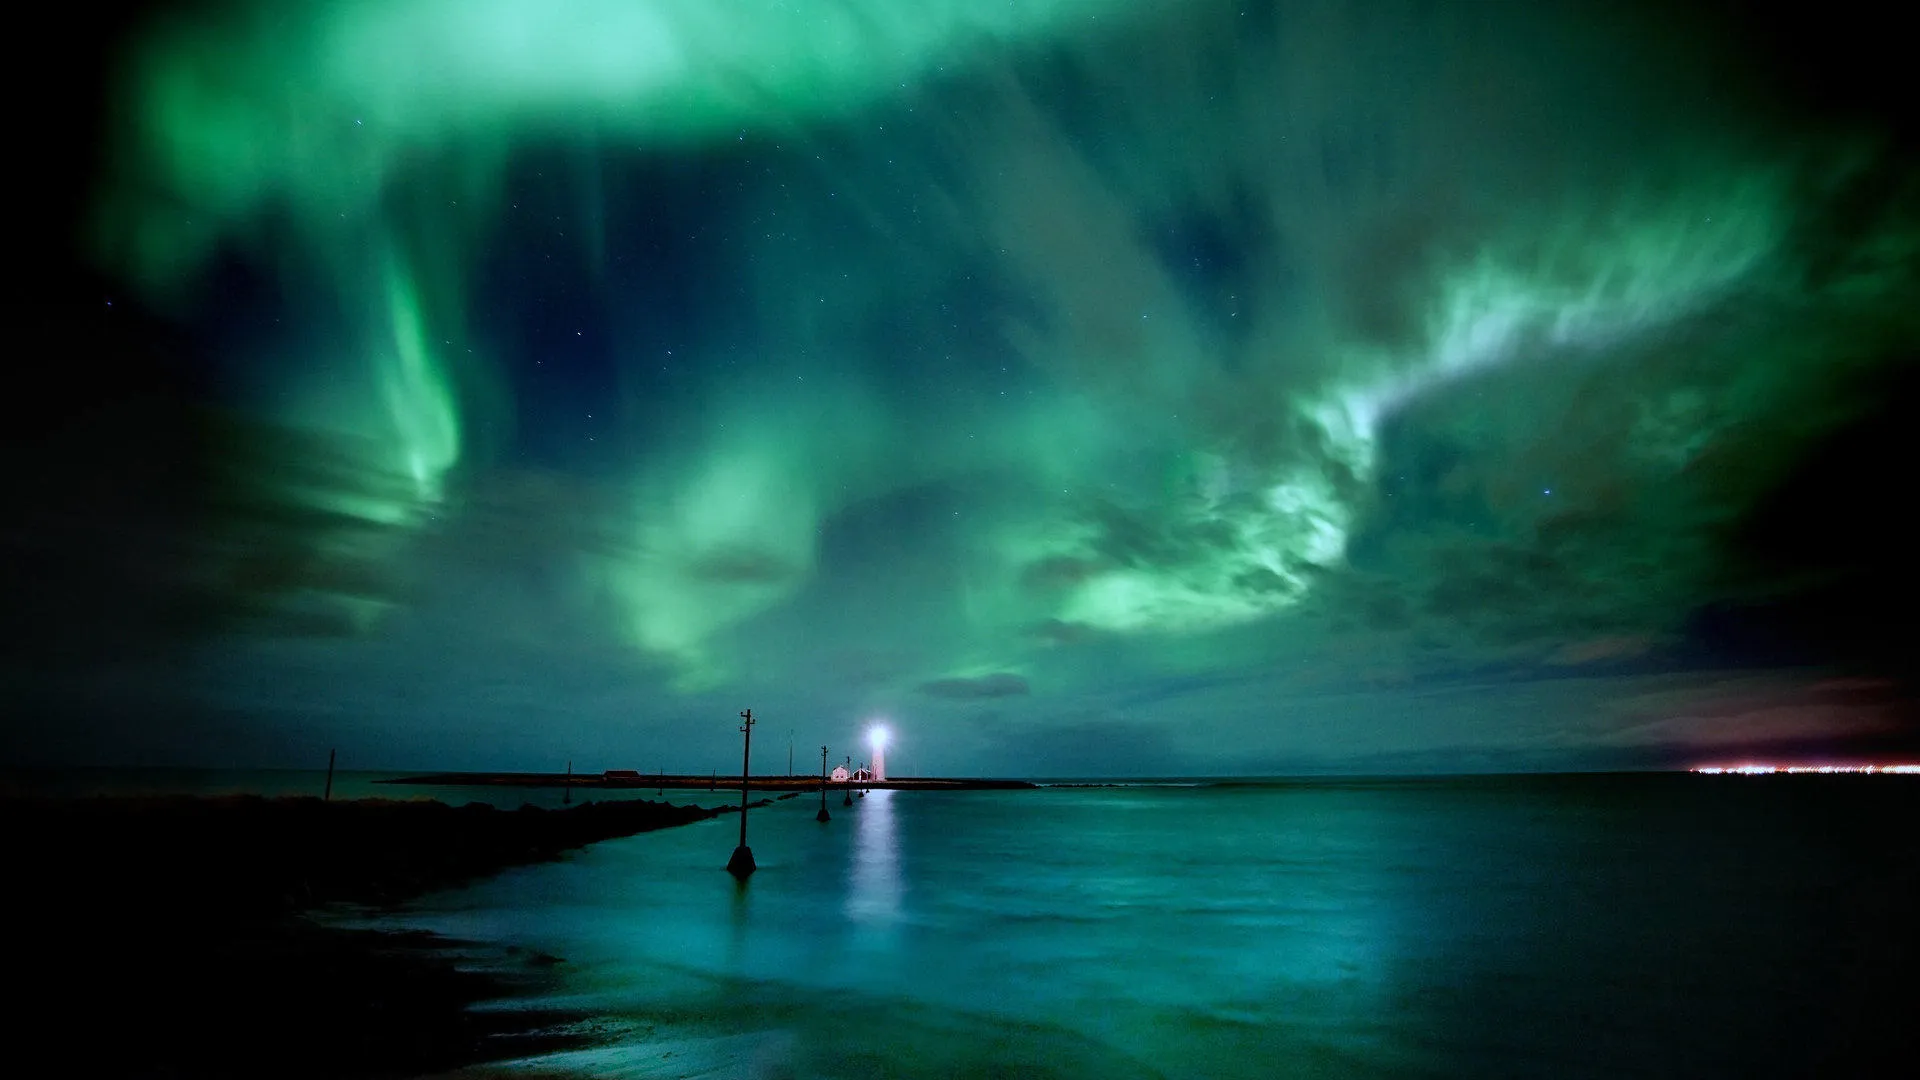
869,724,888,782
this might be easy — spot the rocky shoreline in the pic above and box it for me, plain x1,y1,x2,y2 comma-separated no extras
9,794,747,1079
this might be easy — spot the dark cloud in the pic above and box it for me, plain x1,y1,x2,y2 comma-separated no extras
1544,637,1658,668
1594,674,1916,762
689,548,804,585
973,713,1194,778
919,674,1031,700
1028,620,1097,647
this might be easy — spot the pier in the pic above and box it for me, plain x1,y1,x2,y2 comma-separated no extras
379,772,1037,792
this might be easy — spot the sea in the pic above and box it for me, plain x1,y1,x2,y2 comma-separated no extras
15,770,1917,1077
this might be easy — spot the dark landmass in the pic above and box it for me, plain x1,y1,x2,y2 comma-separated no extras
383,771,1039,791
10,794,749,1079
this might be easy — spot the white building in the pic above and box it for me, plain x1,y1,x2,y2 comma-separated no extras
829,765,851,783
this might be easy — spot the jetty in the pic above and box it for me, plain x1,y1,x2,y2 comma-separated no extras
380,771,1038,792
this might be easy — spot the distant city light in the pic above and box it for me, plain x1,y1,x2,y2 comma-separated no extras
1691,764,1920,775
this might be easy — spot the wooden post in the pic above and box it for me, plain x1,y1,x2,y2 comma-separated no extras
727,709,757,877
816,745,831,823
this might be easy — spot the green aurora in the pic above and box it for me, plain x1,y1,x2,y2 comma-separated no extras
12,0,1918,772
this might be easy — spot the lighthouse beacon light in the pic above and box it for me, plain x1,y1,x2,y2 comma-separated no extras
868,723,889,781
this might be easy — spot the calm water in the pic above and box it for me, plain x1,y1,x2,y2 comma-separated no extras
342,775,1919,1079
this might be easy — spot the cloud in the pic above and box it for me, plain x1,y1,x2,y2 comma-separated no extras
919,673,1031,700
1546,636,1657,667
1592,673,1909,753
689,548,805,585
971,712,1193,777
1611,704,1895,749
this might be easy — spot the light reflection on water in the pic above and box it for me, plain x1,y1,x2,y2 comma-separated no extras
380,777,1918,1079
847,788,901,927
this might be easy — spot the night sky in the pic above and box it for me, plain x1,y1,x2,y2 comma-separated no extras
7,0,1917,775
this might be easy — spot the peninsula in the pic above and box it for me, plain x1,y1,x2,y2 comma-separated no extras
382,771,1039,791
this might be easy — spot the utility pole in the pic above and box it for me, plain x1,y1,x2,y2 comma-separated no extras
563,759,572,805
844,755,853,806
788,729,794,777
816,745,831,823
323,748,336,802
727,709,757,878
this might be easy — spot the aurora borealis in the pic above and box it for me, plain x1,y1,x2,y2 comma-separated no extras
8,0,1917,773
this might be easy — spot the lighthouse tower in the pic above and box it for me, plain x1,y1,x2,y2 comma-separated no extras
869,725,888,781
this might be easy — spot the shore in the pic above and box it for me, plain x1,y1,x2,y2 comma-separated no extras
10,793,749,1079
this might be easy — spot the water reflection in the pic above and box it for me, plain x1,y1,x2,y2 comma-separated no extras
847,788,901,924
725,869,752,970
373,779,1920,1078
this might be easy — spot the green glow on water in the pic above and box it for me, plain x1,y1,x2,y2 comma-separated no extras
380,781,1920,1078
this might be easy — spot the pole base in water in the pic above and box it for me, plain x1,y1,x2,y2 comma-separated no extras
726,845,757,878
816,806,831,823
